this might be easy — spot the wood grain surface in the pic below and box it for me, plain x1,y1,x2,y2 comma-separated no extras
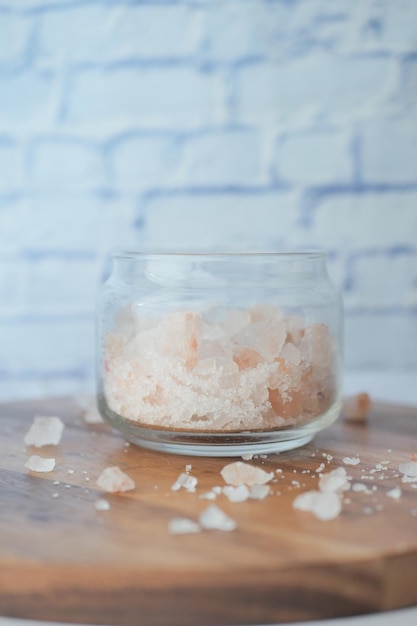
1,397,417,626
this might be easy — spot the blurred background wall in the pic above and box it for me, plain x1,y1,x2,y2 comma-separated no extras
0,0,416,400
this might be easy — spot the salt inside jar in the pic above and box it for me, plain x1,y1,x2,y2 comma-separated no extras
97,252,343,456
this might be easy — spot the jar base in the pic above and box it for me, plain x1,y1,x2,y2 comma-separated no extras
124,433,315,457
98,394,342,457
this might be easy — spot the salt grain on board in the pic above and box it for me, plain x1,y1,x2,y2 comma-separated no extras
293,491,342,521
399,461,417,478
221,461,273,486
24,416,64,447
96,466,135,493
75,396,104,424
386,487,402,500
169,518,200,535
342,393,371,422
223,485,250,503
25,455,56,473
319,468,351,494
250,484,270,500
199,505,236,531
343,456,360,466
95,499,111,511
171,473,198,492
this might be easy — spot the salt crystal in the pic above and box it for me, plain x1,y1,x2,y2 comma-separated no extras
185,464,192,472
223,485,250,503
250,484,270,500
53,480,60,486
96,466,135,493
24,416,64,447
67,469,74,475
241,453,254,460
352,483,372,494
212,486,222,494
343,393,371,422
221,461,273,486
171,472,198,492
293,491,342,521
199,505,236,531
398,461,417,478
343,456,360,466
199,491,217,500
82,398,104,424
169,517,200,535
51,492,59,498
25,455,55,473
319,468,350,494
95,499,111,511
387,487,402,500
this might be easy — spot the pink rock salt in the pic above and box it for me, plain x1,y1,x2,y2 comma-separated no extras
96,466,135,493
103,306,338,432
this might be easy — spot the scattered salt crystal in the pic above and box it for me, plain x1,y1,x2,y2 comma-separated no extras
293,491,341,521
343,457,360,466
319,468,350,494
343,393,371,422
24,416,64,447
315,463,325,473
275,468,282,474
171,472,198,492
67,469,74,475
223,485,250,503
387,487,402,500
53,480,60,486
169,517,200,535
77,397,104,424
96,466,135,493
199,505,236,531
250,484,270,500
25,455,56,473
212,486,222,494
352,483,372,494
65,484,71,488
398,461,417,478
95,499,111,511
221,461,273,486
185,464,192,472
199,491,217,500
241,453,254,461
51,492,59,498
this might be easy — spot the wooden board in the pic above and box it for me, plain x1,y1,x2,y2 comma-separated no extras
1,397,417,626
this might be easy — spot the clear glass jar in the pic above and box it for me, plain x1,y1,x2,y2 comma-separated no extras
97,252,343,457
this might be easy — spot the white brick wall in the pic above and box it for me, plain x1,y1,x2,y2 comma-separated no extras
0,0,416,401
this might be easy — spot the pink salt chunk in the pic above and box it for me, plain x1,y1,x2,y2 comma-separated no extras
199,505,236,531
293,490,341,521
300,323,333,368
24,416,64,447
318,468,350,494
157,311,201,368
342,393,372,422
96,466,135,493
221,461,273,486
25,455,56,473
234,318,286,362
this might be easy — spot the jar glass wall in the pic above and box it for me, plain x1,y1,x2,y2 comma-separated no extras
97,252,343,456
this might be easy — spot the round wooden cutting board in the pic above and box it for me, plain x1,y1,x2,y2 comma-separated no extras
1,397,417,626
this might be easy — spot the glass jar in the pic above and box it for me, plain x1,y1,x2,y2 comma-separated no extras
97,252,343,457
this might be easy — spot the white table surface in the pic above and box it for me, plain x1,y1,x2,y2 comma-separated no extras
2,370,417,626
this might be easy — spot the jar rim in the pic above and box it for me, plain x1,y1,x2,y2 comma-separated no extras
111,250,326,260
